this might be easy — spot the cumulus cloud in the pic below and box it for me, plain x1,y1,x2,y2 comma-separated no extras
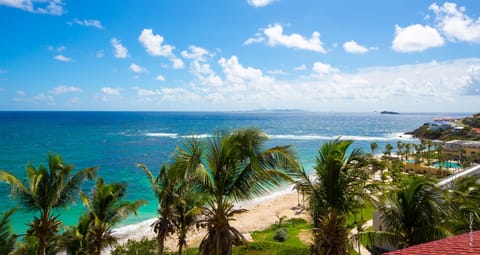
392,24,444,52
429,2,480,43
138,28,184,69
138,28,174,57
247,0,277,7
243,35,265,45
0,0,65,15
343,40,368,54
294,65,306,71
312,62,339,74
218,56,273,87
263,24,326,53
132,86,160,97
54,54,71,62
181,45,211,61
68,18,103,29
111,38,128,59
156,75,165,81
101,87,120,96
130,63,148,73
171,57,185,69
49,85,82,95
190,60,223,87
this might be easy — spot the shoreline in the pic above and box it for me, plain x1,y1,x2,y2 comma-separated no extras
107,184,309,253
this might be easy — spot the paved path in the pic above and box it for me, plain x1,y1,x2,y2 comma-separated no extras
350,219,373,255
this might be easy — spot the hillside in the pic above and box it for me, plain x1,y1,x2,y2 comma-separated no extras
407,113,480,141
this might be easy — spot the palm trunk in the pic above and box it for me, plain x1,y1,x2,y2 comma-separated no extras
38,210,49,255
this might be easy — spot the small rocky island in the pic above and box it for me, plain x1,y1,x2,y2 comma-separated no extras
380,111,399,115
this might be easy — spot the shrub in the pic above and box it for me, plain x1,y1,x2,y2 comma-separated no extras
111,238,159,255
273,228,288,242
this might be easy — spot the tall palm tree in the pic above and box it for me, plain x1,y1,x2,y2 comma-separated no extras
0,153,97,255
298,138,369,254
175,128,300,255
396,141,404,161
361,176,449,250
404,143,411,161
78,178,146,255
0,208,16,255
384,144,393,158
370,142,378,157
137,164,178,255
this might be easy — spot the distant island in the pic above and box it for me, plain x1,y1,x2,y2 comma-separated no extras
408,113,480,141
380,111,399,115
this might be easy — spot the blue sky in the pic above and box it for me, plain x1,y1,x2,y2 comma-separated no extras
0,0,479,112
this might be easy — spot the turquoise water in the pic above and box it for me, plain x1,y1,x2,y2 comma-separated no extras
0,111,471,233
433,161,462,169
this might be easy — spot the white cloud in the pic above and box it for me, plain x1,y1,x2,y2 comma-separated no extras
0,0,65,15
263,24,326,53
244,33,265,45
68,18,103,29
392,24,444,52
101,87,120,96
54,54,71,62
312,62,339,74
247,0,277,7
343,40,368,54
49,85,82,95
294,64,306,71
156,75,165,81
33,93,53,102
111,38,128,59
219,56,273,85
171,57,185,69
129,63,148,73
181,45,211,61
190,61,223,87
16,90,25,96
132,86,160,97
244,37,265,45
138,28,174,57
429,2,480,43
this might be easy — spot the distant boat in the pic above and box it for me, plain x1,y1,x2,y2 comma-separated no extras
380,111,399,115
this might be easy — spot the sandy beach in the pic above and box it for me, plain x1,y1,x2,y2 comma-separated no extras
108,187,310,253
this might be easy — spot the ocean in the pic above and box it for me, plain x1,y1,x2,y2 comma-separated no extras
0,111,471,234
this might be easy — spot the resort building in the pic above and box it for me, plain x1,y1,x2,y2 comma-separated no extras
443,140,480,161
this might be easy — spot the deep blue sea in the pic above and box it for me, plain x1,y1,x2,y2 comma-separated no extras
0,111,471,233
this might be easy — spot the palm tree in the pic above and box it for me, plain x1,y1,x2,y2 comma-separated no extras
175,128,300,255
384,144,393,158
426,140,433,166
137,163,178,255
396,141,404,161
0,153,97,255
404,143,411,161
370,142,378,157
444,177,480,234
361,176,449,250
0,208,17,255
297,138,369,254
78,178,146,255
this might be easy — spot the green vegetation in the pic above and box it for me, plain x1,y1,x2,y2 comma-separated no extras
408,113,480,141
3,128,480,255
297,139,371,254
0,153,97,255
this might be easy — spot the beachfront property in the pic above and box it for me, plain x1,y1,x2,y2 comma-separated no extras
443,140,480,161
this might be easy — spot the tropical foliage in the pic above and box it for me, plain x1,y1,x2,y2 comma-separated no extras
0,153,97,255
0,208,16,255
362,176,449,250
174,128,300,255
297,138,370,254
62,178,146,255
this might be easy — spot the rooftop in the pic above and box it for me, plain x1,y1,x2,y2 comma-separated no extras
384,231,480,254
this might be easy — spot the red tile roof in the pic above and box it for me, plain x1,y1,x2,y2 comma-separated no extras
384,231,480,255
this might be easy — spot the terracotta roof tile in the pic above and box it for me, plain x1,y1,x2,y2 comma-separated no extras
384,231,480,254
